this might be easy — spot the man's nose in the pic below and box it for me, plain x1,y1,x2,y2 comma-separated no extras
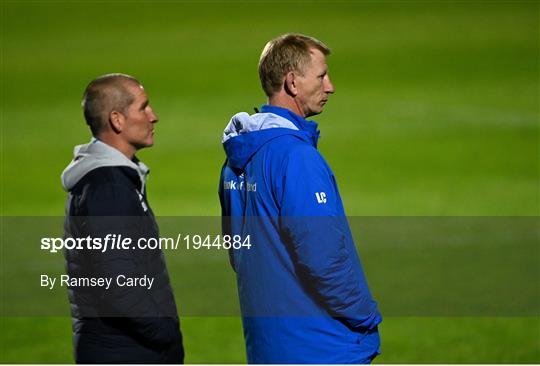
325,76,335,94
148,107,159,123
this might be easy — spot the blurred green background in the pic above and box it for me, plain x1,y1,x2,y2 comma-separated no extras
1,0,538,363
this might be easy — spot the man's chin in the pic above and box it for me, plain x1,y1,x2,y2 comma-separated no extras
135,141,154,150
306,109,323,118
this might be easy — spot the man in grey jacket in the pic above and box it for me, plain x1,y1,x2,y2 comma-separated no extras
62,74,184,363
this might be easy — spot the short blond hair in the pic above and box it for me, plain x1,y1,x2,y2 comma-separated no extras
258,33,331,97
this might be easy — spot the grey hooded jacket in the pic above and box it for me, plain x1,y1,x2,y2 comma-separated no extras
62,139,183,364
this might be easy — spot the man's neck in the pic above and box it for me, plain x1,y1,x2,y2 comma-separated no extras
96,134,135,160
268,95,305,118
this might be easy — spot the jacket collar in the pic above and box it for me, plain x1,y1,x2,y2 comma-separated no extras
61,138,149,192
260,105,320,147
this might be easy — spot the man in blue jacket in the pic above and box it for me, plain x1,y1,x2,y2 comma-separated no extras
219,34,382,364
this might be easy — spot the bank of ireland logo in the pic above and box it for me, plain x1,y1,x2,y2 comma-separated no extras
315,192,327,204
223,173,257,192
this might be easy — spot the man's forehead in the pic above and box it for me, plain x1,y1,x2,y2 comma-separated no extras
308,48,328,67
306,48,325,63
125,81,146,96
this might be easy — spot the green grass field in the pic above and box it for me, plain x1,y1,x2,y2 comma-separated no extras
1,1,538,363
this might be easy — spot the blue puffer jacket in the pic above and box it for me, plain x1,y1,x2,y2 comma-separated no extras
219,105,382,364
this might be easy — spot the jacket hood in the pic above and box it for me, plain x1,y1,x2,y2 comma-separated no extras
222,111,316,170
61,138,149,192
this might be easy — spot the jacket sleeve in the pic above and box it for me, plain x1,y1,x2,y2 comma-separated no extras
218,160,237,271
82,183,180,349
277,144,380,330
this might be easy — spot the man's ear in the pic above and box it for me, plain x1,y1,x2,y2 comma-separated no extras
284,71,298,97
109,111,124,133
